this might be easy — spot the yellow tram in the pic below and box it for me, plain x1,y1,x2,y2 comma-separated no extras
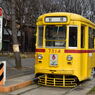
35,12,95,87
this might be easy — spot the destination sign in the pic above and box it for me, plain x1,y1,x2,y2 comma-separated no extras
45,16,67,23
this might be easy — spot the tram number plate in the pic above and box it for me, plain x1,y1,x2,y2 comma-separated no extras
50,54,58,66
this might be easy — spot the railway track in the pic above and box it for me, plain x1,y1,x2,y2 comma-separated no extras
62,77,95,95
16,85,42,95
9,84,42,95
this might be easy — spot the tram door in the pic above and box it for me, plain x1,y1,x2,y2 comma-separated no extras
81,26,93,78
81,26,89,78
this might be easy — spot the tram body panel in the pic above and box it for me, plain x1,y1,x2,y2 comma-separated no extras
35,48,88,81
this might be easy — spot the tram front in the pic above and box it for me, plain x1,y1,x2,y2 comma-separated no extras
35,14,79,87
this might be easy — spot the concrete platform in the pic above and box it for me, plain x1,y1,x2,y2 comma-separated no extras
0,74,34,93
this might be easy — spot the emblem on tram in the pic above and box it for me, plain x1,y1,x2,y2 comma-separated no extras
50,54,58,66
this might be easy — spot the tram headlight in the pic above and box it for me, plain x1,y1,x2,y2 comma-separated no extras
67,55,73,61
38,54,43,59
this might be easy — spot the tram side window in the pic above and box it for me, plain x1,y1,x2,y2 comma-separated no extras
38,26,43,47
81,26,85,48
89,28,94,49
69,26,77,47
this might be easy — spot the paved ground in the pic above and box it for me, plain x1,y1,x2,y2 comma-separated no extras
4,78,95,95
0,56,35,79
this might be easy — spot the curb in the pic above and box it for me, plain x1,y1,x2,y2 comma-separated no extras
0,80,33,92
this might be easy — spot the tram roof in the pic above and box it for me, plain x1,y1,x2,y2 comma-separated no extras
38,12,95,27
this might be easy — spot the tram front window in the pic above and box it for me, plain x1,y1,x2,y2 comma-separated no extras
46,25,66,48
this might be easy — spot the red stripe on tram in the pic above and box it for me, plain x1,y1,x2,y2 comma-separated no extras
65,50,95,53
35,49,45,52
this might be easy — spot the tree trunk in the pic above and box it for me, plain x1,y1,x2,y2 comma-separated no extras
11,0,22,69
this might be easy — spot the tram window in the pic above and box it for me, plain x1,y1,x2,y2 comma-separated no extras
38,26,43,47
81,26,85,48
45,25,66,48
89,28,94,48
69,26,77,47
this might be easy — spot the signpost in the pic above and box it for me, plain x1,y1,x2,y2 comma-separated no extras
0,8,3,51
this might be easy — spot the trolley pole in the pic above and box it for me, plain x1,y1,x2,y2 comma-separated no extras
11,0,22,69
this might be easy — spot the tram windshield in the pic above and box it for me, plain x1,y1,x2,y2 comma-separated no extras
45,25,66,48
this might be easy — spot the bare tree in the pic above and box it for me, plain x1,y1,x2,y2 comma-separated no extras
1,0,95,54
11,0,21,69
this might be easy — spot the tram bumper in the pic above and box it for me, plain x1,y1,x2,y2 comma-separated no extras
37,74,77,87
35,69,78,87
